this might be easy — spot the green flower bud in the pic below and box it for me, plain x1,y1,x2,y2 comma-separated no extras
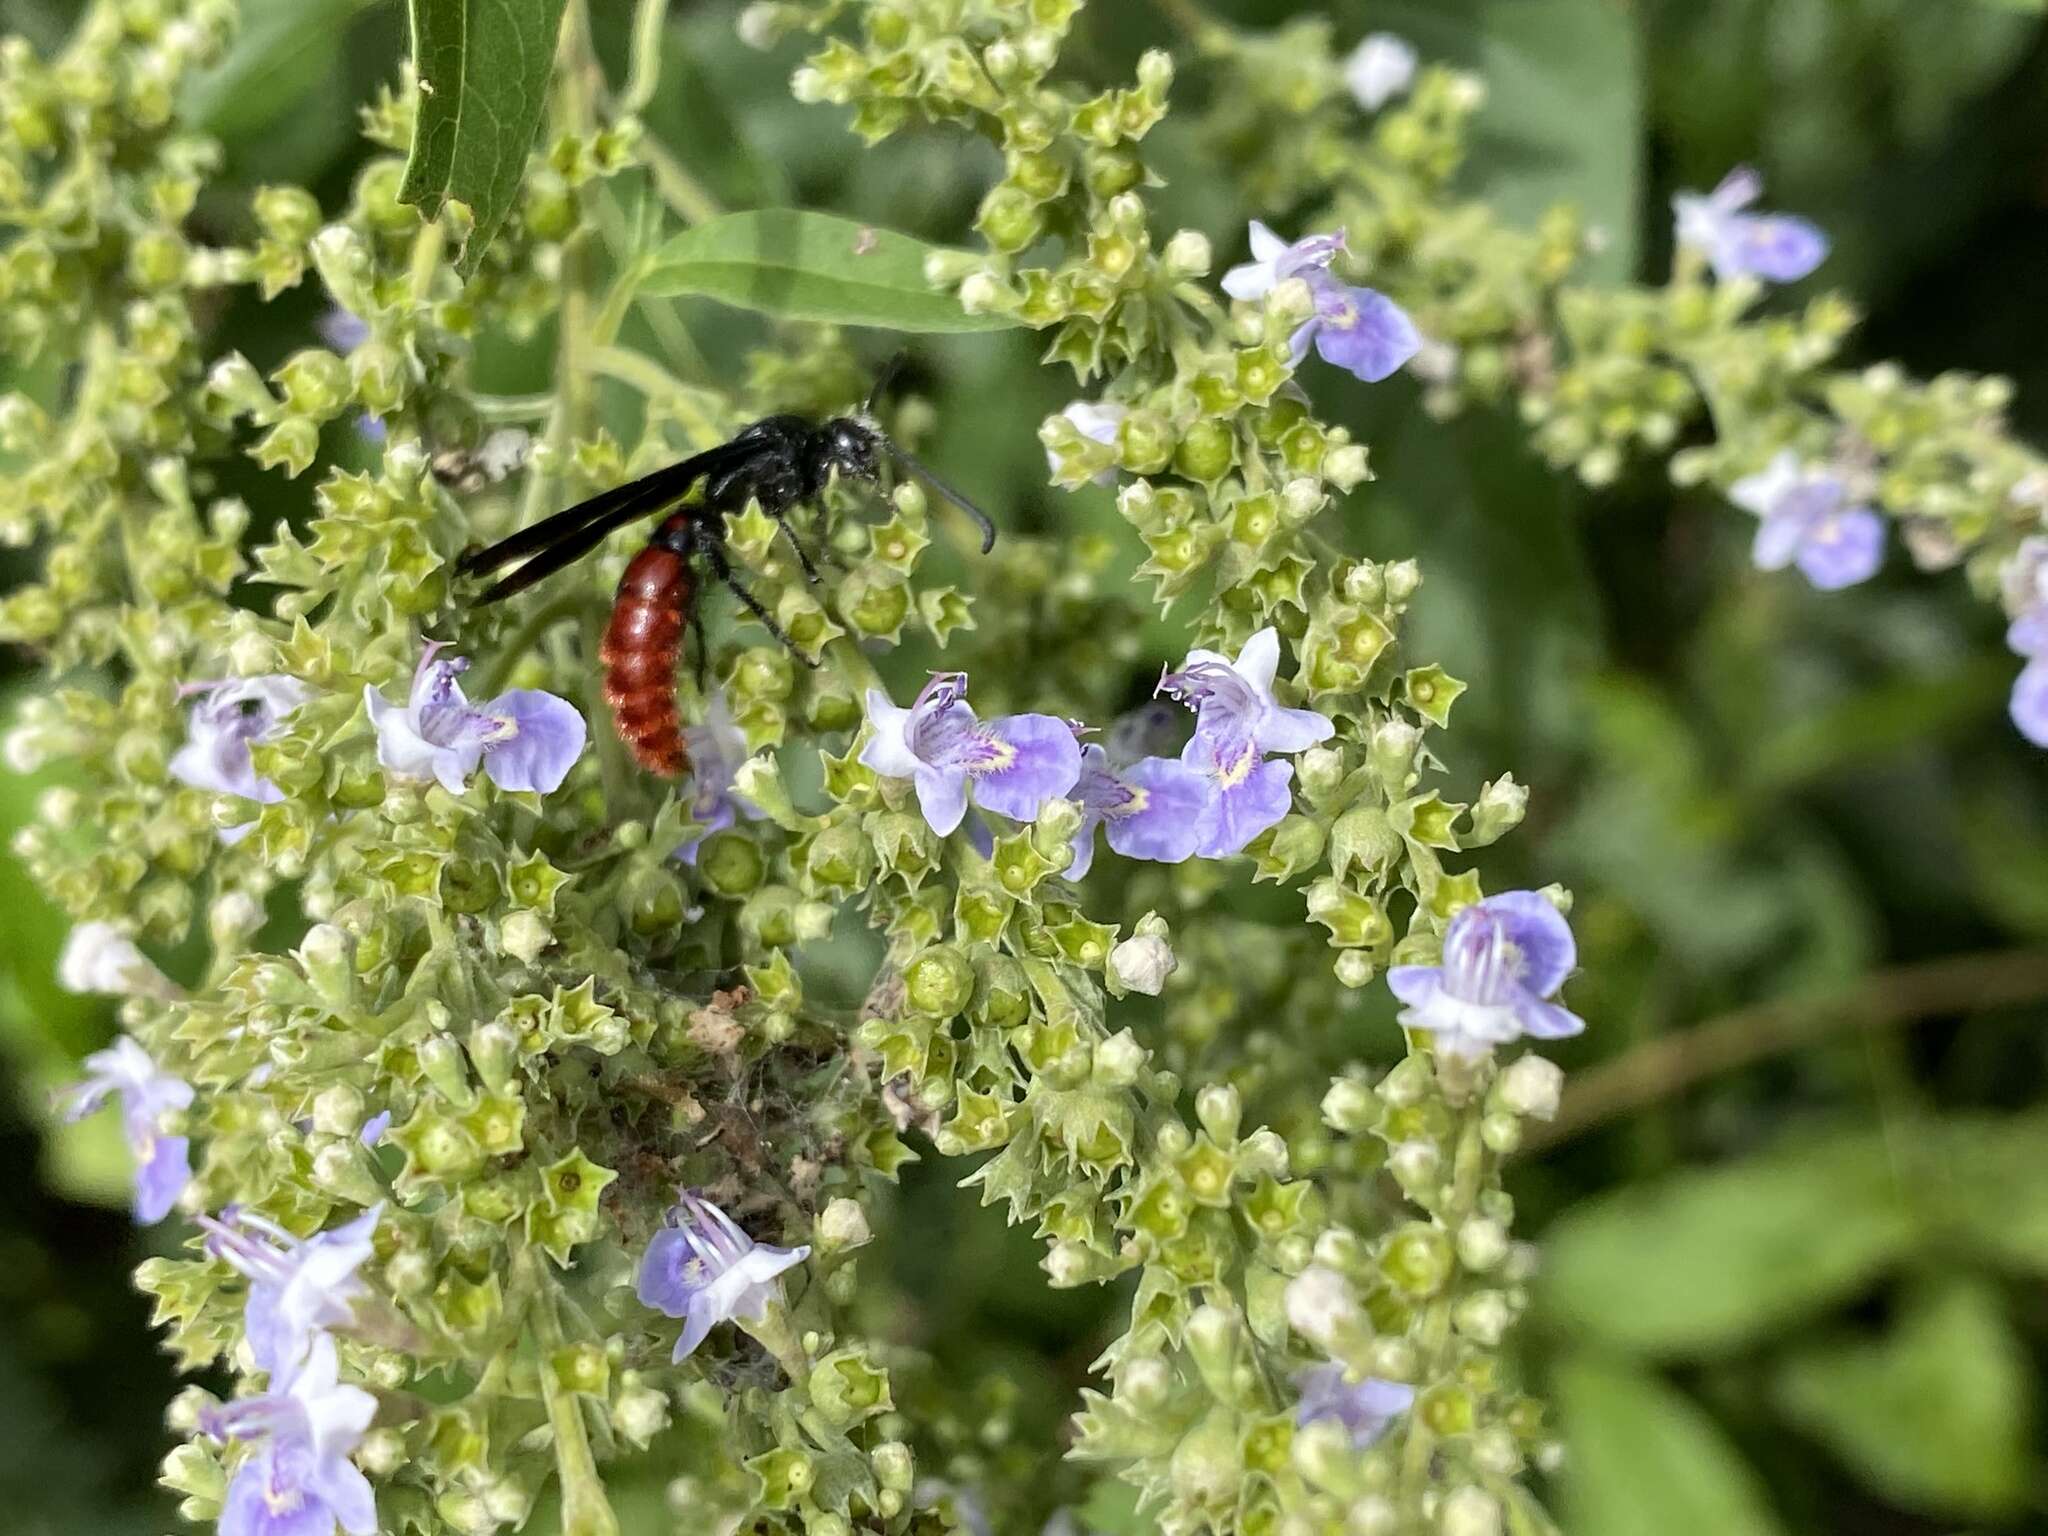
905,945,974,1017
870,1441,914,1494
1321,1076,1376,1135
698,832,766,897
1381,1223,1454,1298
971,954,1030,1028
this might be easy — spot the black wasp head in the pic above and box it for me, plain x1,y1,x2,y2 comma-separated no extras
817,416,883,485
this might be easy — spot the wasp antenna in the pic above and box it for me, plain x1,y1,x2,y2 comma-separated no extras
887,444,997,554
864,352,911,416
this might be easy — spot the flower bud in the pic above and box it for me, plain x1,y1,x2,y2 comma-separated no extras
1440,1487,1502,1536
499,909,552,964
1092,1028,1149,1087
1195,1083,1241,1145
1457,1217,1510,1273
1161,228,1211,277
1381,1224,1455,1299
209,889,264,946
311,1083,365,1136
1321,1076,1376,1135
1495,1055,1563,1121
1387,1139,1440,1191
1284,1265,1362,1352
1453,1291,1513,1348
1370,719,1421,788
817,1198,872,1252
1108,928,1175,997
871,1441,914,1493
905,945,974,1017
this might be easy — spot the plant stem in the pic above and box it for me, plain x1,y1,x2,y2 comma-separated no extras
1525,946,2048,1150
524,1248,622,1536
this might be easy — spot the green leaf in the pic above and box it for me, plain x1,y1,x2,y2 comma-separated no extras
181,0,368,144
640,211,1020,333
1923,1111,2048,1276
398,0,567,280
1372,0,1645,280
1555,1354,1786,1536
1773,1280,2032,1520
1538,1128,1916,1355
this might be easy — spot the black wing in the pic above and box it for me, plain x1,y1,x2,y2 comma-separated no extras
458,440,761,604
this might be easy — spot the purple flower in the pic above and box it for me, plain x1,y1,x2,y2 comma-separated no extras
316,307,369,354
1729,452,1884,590
1386,891,1585,1062
672,692,764,863
1344,33,1418,111
171,676,313,841
859,673,1082,837
1673,167,1828,284
203,1334,378,1536
61,1035,192,1223
1222,222,1420,383
1158,627,1333,858
358,1111,391,1148
635,1191,809,1362
1295,1365,1416,1449
2003,537,2048,745
1047,401,1126,486
1067,742,1214,879
197,1206,380,1379
366,642,585,795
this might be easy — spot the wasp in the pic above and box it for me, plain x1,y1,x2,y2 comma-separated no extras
458,405,995,778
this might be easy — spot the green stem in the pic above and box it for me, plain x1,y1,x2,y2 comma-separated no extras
480,592,589,695
618,0,672,114
524,1249,621,1536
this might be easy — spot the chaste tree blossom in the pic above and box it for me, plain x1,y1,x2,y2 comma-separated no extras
57,920,177,999
1342,33,1418,112
1158,627,1334,857
1048,401,1126,487
61,1034,192,1223
202,1333,378,1536
1222,223,1422,383
1386,891,1585,1062
1294,1365,1417,1449
1066,741,1212,879
636,1191,809,1362
196,1206,381,1378
1729,451,1885,590
366,642,585,796
859,672,1081,836
2002,536,2048,746
1673,167,1829,284
170,677,313,841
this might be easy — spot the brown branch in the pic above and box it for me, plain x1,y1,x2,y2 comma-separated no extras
1525,946,2048,1151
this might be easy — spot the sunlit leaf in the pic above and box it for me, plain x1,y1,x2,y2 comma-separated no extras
1556,1354,1786,1536
1538,1128,1916,1355
641,210,1019,333
399,0,567,279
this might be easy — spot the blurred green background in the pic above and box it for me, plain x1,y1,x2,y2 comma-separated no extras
6,0,2048,1531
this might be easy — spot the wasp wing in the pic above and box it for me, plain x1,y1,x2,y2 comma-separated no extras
458,439,763,602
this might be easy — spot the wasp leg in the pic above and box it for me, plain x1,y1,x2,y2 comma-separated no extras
773,513,826,586
699,537,815,666
691,602,710,694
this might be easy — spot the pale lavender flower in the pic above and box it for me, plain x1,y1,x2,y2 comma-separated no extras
315,307,369,354
2003,537,2048,745
1673,167,1828,284
1048,400,1126,486
358,1112,392,1148
636,1191,809,1361
1729,451,1885,590
203,1333,378,1536
61,1035,192,1223
1222,222,1420,383
171,676,313,840
1295,1365,1416,1448
196,1205,381,1378
1343,33,1417,111
366,642,585,795
1158,627,1333,858
1067,742,1214,879
859,673,1081,837
1386,891,1584,1062
672,692,764,864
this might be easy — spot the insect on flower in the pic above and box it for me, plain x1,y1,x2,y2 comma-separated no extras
458,374,996,778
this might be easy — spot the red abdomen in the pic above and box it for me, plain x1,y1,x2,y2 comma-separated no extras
601,545,691,777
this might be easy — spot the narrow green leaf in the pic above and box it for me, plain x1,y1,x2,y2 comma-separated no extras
1924,1111,2048,1275
1774,1280,2032,1520
398,0,567,279
1556,1355,1786,1536
181,0,366,144
1538,1128,1917,1356
640,210,1019,333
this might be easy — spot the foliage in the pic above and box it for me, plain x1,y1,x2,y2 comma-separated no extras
2,3,2047,1536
